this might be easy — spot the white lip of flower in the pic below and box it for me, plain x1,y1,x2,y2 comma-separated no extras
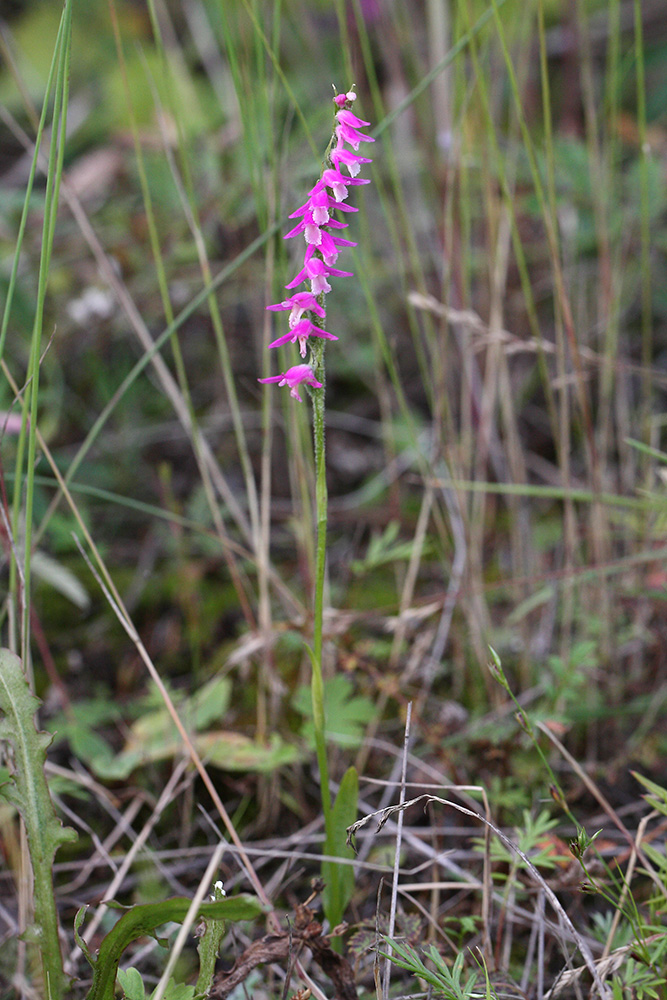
209,880,226,900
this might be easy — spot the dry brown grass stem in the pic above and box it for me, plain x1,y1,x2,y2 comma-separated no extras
382,702,412,1000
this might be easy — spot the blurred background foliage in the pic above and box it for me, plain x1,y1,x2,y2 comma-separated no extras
2,4,667,988
1,0,667,779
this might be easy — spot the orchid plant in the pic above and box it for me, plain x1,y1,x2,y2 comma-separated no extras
260,87,373,930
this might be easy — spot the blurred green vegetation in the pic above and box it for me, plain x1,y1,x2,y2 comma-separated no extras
2,0,667,994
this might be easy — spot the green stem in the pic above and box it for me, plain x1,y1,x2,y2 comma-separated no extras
310,337,332,826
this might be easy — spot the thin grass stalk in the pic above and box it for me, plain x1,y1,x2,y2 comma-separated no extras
216,0,317,161
573,0,616,727
456,0,539,683
535,0,577,658
16,152,281,558
107,5,257,647
0,24,63,365
248,64,282,737
462,0,559,444
257,6,281,651
258,205,278,735
633,0,653,474
455,110,475,489
0,58,65,664
382,702,412,1000
231,10,280,730
1,18,65,641
488,0,599,484
0,100,269,575
602,0,636,509
15,0,72,676
6,9,72,996
485,17,535,672
428,0,456,484
145,0,263,560
576,0,615,461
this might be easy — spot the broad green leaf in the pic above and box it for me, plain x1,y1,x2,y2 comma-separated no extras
117,967,145,1000
94,729,299,780
198,731,300,772
323,766,358,932
87,671,296,778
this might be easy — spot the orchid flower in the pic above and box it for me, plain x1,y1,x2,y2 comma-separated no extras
258,364,323,402
260,87,372,399
269,316,338,357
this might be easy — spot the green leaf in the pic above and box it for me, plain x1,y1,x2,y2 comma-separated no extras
149,982,196,1000
633,772,667,817
94,729,299,780
89,676,294,778
74,907,95,965
191,677,232,730
117,967,146,1000
82,894,265,1000
351,520,431,575
31,549,90,609
198,731,300,772
0,649,77,1000
323,766,358,932
293,675,376,748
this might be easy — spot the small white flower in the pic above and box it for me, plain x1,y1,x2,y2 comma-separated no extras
210,879,226,900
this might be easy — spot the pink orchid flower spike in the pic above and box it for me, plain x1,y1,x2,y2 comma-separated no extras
259,87,372,399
